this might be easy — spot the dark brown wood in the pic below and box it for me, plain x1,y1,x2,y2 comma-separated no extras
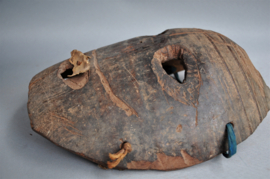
27,28,270,170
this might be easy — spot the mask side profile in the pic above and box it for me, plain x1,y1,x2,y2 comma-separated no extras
27,28,270,170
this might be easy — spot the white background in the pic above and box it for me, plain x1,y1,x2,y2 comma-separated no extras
0,0,269,178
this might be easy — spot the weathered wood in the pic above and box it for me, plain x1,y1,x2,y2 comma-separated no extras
27,28,270,170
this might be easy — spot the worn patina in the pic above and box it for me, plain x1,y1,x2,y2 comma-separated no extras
28,28,270,170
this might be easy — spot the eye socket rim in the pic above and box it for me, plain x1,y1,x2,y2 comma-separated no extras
151,44,201,107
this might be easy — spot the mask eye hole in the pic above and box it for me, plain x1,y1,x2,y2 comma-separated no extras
162,59,186,83
57,60,90,90
61,68,73,79
151,45,200,106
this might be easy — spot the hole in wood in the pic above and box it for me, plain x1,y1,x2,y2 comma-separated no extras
61,68,73,79
162,59,186,83
57,60,90,90
229,122,234,128
151,45,201,106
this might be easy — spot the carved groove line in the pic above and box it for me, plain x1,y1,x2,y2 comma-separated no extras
204,34,253,134
92,50,138,117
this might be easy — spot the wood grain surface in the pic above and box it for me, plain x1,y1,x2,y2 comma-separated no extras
27,28,270,170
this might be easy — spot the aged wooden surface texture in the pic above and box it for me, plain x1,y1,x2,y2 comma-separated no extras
28,28,270,170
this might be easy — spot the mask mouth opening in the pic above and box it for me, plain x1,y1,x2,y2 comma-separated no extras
162,58,186,84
